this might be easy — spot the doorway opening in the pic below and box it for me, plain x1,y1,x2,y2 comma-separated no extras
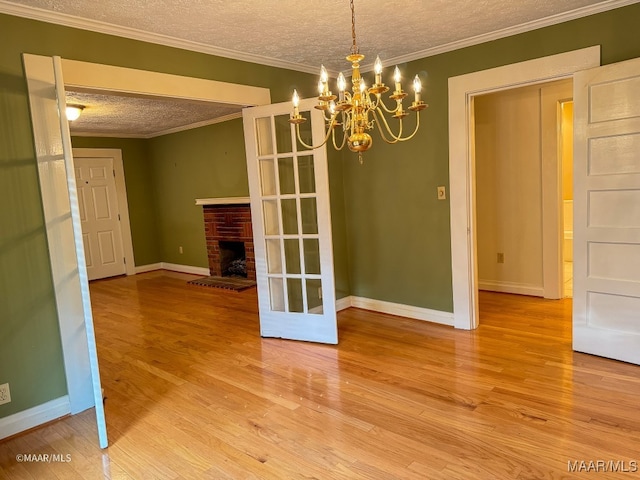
23,53,271,447
473,80,573,314
473,81,575,331
560,101,574,299
447,46,600,330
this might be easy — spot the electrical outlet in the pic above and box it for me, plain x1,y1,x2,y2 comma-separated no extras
497,252,504,264
179,246,183,254
0,383,11,406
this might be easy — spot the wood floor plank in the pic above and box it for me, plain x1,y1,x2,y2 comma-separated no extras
1,272,639,479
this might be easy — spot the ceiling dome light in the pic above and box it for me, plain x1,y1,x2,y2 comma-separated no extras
66,105,85,121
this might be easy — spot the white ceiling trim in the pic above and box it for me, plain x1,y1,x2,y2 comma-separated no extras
0,0,319,74
3,0,637,76
147,111,244,139
61,58,271,106
71,111,244,139
369,0,639,71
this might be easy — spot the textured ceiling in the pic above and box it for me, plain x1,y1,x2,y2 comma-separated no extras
5,0,630,73
65,90,243,138
5,0,635,136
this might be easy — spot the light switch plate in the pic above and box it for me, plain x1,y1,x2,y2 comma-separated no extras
437,186,446,200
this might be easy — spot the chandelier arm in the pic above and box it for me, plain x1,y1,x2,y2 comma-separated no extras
372,109,400,144
375,107,422,143
331,126,348,150
377,97,402,114
295,115,339,150
395,112,421,142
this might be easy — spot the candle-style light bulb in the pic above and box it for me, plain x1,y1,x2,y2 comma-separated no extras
360,79,366,93
374,56,382,85
320,64,328,84
394,66,402,91
292,89,300,116
337,72,346,92
319,64,329,95
337,72,346,102
329,100,336,115
413,75,422,103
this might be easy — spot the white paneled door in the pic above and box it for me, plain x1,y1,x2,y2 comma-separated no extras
75,156,126,281
243,98,337,344
573,56,640,365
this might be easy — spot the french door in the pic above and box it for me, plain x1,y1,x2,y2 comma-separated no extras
573,56,640,365
242,97,337,344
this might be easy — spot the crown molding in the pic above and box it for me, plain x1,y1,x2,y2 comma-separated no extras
3,0,637,76
0,1,318,74
375,0,638,70
148,112,243,138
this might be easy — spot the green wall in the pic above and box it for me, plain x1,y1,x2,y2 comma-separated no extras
341,3,640,313
149,119,250,267
2,3,640,421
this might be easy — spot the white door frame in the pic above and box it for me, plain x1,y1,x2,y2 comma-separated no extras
448,46,601,330
23,55,271,445
73,148,136,277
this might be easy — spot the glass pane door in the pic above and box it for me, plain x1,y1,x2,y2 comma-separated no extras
243,98,337,344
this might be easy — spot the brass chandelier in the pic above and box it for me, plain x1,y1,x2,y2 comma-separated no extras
289,0,427,162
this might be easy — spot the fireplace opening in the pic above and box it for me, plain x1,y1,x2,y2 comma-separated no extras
219,241,247,278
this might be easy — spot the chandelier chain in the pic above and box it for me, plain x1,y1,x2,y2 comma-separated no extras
350,0,359,55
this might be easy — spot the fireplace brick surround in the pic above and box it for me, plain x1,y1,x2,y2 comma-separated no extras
202,203,255,281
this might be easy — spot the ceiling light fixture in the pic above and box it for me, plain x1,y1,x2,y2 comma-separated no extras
66,105,85,122
289,0,427,163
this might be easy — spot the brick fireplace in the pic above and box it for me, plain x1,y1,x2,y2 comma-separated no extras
200,199,255,281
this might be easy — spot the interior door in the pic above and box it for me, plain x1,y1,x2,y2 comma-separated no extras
573,56,640,365
242,97,337,344
75,156,126,280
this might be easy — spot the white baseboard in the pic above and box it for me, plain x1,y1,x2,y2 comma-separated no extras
478,280,544,297
135,262,162,274
346,296,454,327
161,263,210,276
335,296,352,312
0,396,70,440
134,263,209,276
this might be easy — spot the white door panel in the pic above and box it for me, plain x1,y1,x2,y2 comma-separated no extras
75,156,126,280
573,56,640,365
243,98,337,344
23,53,107,447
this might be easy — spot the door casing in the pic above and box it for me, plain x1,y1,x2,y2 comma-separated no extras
448,46,601,329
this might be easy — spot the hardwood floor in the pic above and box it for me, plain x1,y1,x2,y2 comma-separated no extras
1,271,639,479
